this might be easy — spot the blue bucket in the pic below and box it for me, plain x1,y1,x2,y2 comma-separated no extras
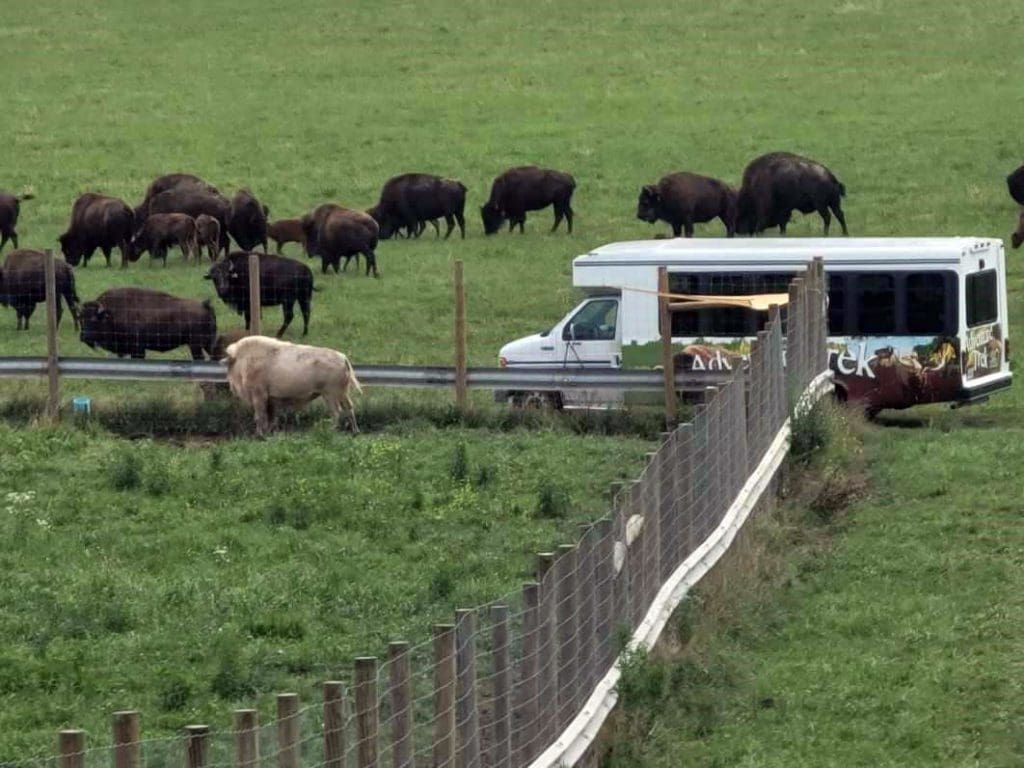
72,396,92,416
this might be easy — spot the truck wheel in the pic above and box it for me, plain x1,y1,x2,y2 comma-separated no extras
509,391,562,410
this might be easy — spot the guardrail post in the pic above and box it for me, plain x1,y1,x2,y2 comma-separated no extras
44,249,60,421
248,251,262,335
453,260,468,413
658,266,677,428
113,711,140,768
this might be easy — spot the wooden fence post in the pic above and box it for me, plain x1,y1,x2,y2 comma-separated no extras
555,543,578,728
112,711,140,768
388,642,412,768
489,605,511,768
277,693,301,768
323,682,347,768
59,729,85,768
184,725,209,768
514,583,540,764
234,709,260,768
535,551,556,747
432,625,457,768
454,609,480,768
355,658,379,768
453,260,468,412
575,524,596,707
44,249,60,421
658,266,677,428
248,251,262,336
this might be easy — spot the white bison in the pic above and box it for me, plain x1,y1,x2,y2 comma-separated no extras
223,335,362,435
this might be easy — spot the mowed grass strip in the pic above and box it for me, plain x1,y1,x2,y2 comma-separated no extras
609,425,1024,767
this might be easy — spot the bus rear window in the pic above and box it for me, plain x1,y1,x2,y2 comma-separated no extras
857,275,895,334
966,270,998,327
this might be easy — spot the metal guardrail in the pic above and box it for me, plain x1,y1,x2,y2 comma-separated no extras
0,357,735,391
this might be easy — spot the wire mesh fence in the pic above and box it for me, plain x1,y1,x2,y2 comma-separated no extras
6,262,828,768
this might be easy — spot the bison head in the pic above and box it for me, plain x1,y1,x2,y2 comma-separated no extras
480,202,505,235
365,205,396,240
732,191,758,236
58,232,84,266
300,214,319,257
636,185,661,223
1013,212,1024,249
77,301,112,349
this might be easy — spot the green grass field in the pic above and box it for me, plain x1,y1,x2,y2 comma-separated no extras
0,0,1022,763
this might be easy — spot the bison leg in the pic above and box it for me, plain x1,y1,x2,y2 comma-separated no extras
551,208,564,233
817,205,832,236
251,391,272,437
363,250,379,279
671,222,682,238
0,231,8,252
101,246,113,268
831,203,849,236
684,221,695,238
564,204,573,234
442,215,455,239
518,217,526,234
455,212,465,239
276,301,295,338
428,219,440,238
298,294,311,336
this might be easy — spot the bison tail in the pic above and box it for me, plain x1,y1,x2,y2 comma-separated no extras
347,362,363,396
838,182,846,197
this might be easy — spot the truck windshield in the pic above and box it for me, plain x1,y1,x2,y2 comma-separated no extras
563,299,618,341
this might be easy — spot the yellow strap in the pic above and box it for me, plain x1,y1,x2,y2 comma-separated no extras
619,285,790,311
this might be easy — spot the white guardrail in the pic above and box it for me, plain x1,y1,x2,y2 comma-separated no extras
529,370,834,768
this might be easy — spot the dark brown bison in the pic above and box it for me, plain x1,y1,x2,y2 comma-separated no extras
127,213,198,266
0,249,79,330
367,173,467,240
135,173,219,221
480,166,575,235
227,189,269,252
735,152,847,236
301,204,380,277
1007,165,1024,206
205,252,314,337
636,173,737,238
0,191,33,253
267,218,306,254
59,193,135,268
195,214,221,261
78,287,216,359
145,187,231,256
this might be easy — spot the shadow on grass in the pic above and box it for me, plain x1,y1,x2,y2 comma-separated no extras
0,391,670,441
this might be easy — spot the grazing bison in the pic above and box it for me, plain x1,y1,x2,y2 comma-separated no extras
195,214,221,261
301,204,380,277
735,152,848,236
128,213,198,266
480,166,576,235
78,287,216,360
636,172,737,238
1007,165,1024,206
1012,210,1024,249
267,218,306,254
59,193,135,268
205,252,314,337
0,249,79,330
0,191,33,253
227,189,269,252
135,173,219,220
224,335,362,436
368,173,467,240
145,187,231,256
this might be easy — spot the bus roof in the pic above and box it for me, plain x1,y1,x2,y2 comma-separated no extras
574,237,1000,269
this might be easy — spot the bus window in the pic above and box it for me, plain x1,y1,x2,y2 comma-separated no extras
828,274,846,334
966,270,998,327
856,275,895,334
668,274,700,335
906,273,947,334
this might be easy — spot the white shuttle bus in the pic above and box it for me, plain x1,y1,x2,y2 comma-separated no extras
497,238,1012,413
